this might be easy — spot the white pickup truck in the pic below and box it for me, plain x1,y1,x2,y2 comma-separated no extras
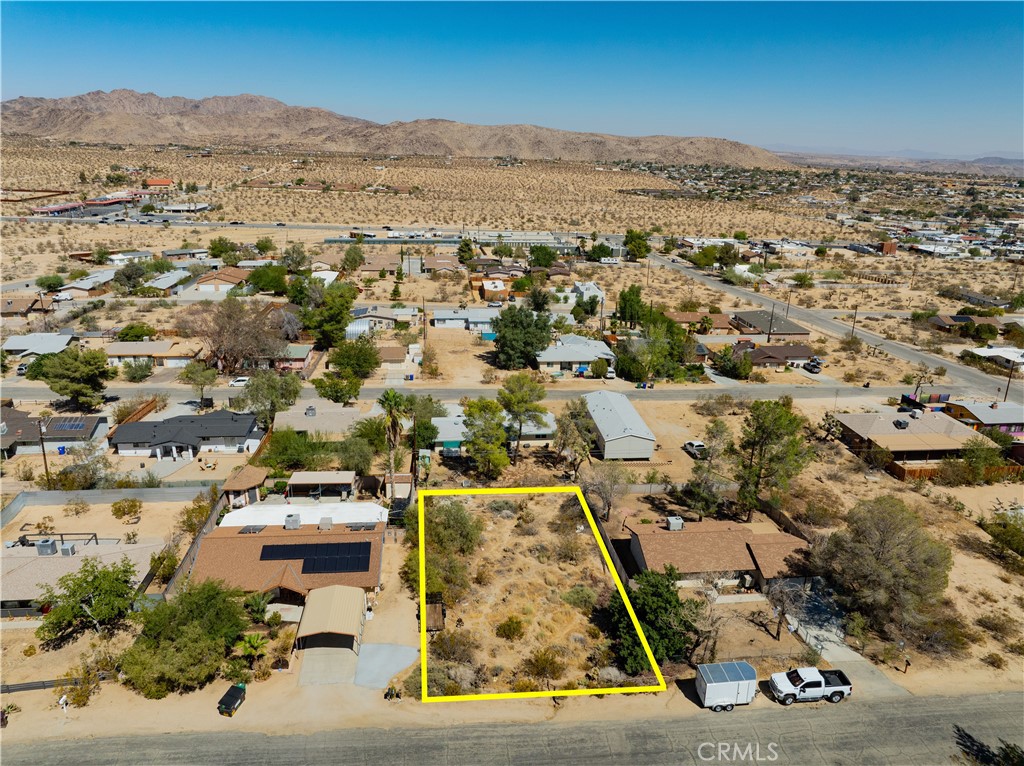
768,667,852,706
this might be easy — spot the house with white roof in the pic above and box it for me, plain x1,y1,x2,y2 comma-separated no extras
1,333,76,359
535,334,615,372
581,390,656,460
572,281,605,304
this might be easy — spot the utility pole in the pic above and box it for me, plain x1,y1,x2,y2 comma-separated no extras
786,288,793,318
1004,361,1018,403
38,420,51,488
850,305,860,338
646,255,652,287
767,303,776,343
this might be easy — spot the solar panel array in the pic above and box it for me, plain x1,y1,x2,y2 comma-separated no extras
48,417,86,432
260,541,371,574
238,525,267,535
346,523,377,532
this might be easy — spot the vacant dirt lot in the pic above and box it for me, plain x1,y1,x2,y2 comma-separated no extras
426,492,639,696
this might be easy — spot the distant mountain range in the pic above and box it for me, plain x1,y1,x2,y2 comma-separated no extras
765,143,1024,162
1,89,789,168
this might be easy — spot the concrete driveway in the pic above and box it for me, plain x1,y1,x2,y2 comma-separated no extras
298,646,358,686
353,644,420,689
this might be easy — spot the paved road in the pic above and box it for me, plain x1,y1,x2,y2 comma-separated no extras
4,692,1021,766
652,255,1018,397
0,379,936,406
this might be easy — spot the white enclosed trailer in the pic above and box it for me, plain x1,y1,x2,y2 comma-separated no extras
695,661,759,712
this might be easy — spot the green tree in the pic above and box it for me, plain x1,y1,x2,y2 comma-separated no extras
312,367,362,404
405,394,446,452
463,397,510,479
302,282,358,348
528,245,557,268
623,229,651,261
792,272,815,288
342,243,364,273
352,415,387,455
328,336,381,379
116,323,158,342
732,400,811,520
337,437,375,475
961,436,1005,483
980,508,1024,557
242,370,303,429
175,487,218,541
456,238,475,263
689,418,733,515
581,460,633,518
606,566,704,674
207,237,239,260
280,242,310,273
36,275,65,291
587,242,613,262
254,237,277,256
248,264,288,295
590,358,609,379
25,347,117,410
713,347,753,380
378,389,410,501
177,361,218,401
492,305,550,370
617,284,644,328
552,398,595,480
814,496,953,635
35,557,137,645
497,372,548,465
527,285,551,313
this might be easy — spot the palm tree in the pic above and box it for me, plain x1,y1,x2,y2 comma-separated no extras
235,633,269,667
243,591,271,624
377,389,408,505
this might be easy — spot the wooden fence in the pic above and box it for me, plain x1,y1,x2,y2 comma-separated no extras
105,396,159,442
888,462,1024,482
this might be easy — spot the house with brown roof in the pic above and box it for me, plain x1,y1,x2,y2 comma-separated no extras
222,465,269,508
747,344,815,369
189,521,384,602
196,266,249,292
378,346,408,366
627,518,806,589
665,312,735,335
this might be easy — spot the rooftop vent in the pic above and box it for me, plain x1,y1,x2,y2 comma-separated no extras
666,516,685,531
61,542,77,557
284,514,301,530
318,517,333,531
894,419,910,430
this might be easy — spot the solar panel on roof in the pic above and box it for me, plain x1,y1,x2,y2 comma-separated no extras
262,541,371,573
239,525,266,535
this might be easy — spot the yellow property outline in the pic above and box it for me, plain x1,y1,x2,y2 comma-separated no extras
417,485,667,702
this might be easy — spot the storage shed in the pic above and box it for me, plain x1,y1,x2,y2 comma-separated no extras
581,391,656,460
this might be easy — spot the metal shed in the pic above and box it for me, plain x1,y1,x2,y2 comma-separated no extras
582,391,656,460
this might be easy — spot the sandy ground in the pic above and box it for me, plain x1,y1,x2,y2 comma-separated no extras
1,498,186,545
429,492,614,695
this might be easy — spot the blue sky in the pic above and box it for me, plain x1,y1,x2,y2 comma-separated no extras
2,2,1022,157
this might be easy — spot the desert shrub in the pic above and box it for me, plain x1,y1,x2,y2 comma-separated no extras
121,359,154,382
221,657,252,685
980,510,1024,558
266,611,283,629
1005,640,1024,656
975,612,1021,641
555,533,583,563
474,563,493,586
22,645,37,657
980,652,1006,669
520,646,566,683
561,585,597,613
487,500,517,516
35,516,55,535
916,610,980,657
252,656,273,682
55,656,101,707
496,615,526,642
512,677,541,693
63,498,91,517
797,501,841,527
110,498,142,524
430,630,478,664
798,645,823,667
149,549,179,585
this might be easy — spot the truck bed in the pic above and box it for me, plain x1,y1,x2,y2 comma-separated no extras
821,669,851,688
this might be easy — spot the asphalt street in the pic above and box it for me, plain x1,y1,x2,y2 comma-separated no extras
3,692,1021,766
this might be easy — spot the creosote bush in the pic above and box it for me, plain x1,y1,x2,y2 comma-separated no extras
495,615,526,642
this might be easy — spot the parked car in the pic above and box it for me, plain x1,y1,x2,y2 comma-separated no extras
684,440,707,459
228,377,250,387
487,301,503,308
605,368,617,379
695,661,759,712
229,220,245,225
217,683,246,717
508,295,516,302
275,222,287,227
16,363,29,376
768,667,852,706
804,362,821,374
